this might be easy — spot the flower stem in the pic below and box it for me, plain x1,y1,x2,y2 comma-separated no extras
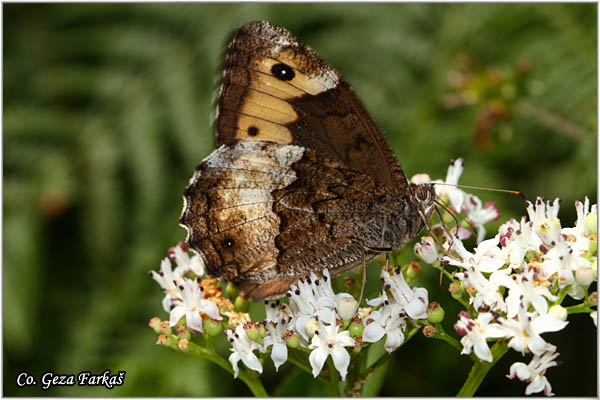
566,303,594,314
327,358,340,396
553,286,570,305
456,341,509,397
431,323,463,353
169,334,268,397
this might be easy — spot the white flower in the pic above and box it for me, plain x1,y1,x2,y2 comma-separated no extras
308,312,355,381
362,303,407,353
504,268,557,318
535,217,562,247
459,236,507,273
452,267,509,313
433,158,466,211
498,217,541,270
287,270,349,341
526,197,560,225
414,236,439,264
462,195,500,243
151,243,208,313
226,324,263,378
169,242,205,277
528,197,597,301
263,301,294,371
265,299,292,323
507,351,559,396
454,311,507,362
590,311,597,327
380,269,428,319
150,257,184,312
540,239,593,300
571,197,597,235
169,278,221,332
499,301,568,356
263,320,291,372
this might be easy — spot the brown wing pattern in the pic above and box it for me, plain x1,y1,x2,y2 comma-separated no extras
215,21,409,195
181,21,425,300
180,141,390,300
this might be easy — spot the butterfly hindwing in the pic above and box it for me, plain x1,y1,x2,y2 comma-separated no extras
181,141,393,300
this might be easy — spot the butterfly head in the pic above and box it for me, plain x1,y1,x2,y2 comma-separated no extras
411,183,437,215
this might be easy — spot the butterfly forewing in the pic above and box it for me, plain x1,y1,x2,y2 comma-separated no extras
216,21,409,193
181,21,427,300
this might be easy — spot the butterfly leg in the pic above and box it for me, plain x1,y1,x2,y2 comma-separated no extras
358,249,367,306
385,252,390,272
359,245,393,306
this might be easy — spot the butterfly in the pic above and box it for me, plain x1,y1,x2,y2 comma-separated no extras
179,21,437,301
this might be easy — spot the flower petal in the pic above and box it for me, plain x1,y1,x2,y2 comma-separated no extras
473,340,493,362
186,311,204,332
362,322,385,343
200,299,222,320
331,347,351,381
270,343,288,372
241,351,263,374
228,352,241,378
169,305,187,327
309,348,328,378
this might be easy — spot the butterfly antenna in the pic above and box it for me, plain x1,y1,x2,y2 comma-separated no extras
433,183,527,201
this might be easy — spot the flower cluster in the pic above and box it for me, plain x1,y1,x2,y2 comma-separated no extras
223,270,364,380
149,242,228,332
148,159,595,397
363,267,429,353
413,162,597,396
149,244,432,383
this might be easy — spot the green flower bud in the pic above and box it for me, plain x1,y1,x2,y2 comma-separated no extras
226,282,239,299
245,323,259,341
148,317,162,333
285,332,300,349
257,322,267,338
203,318,223,337
175,325,191,340
234,296,250,313
449,282,464,300
352,337,363,354
406,261,421,280
159,320,172,335
427,302,445,323
348,319,364,338
156,334,173,347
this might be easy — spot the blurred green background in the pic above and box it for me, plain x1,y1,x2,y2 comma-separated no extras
3,3,597,397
